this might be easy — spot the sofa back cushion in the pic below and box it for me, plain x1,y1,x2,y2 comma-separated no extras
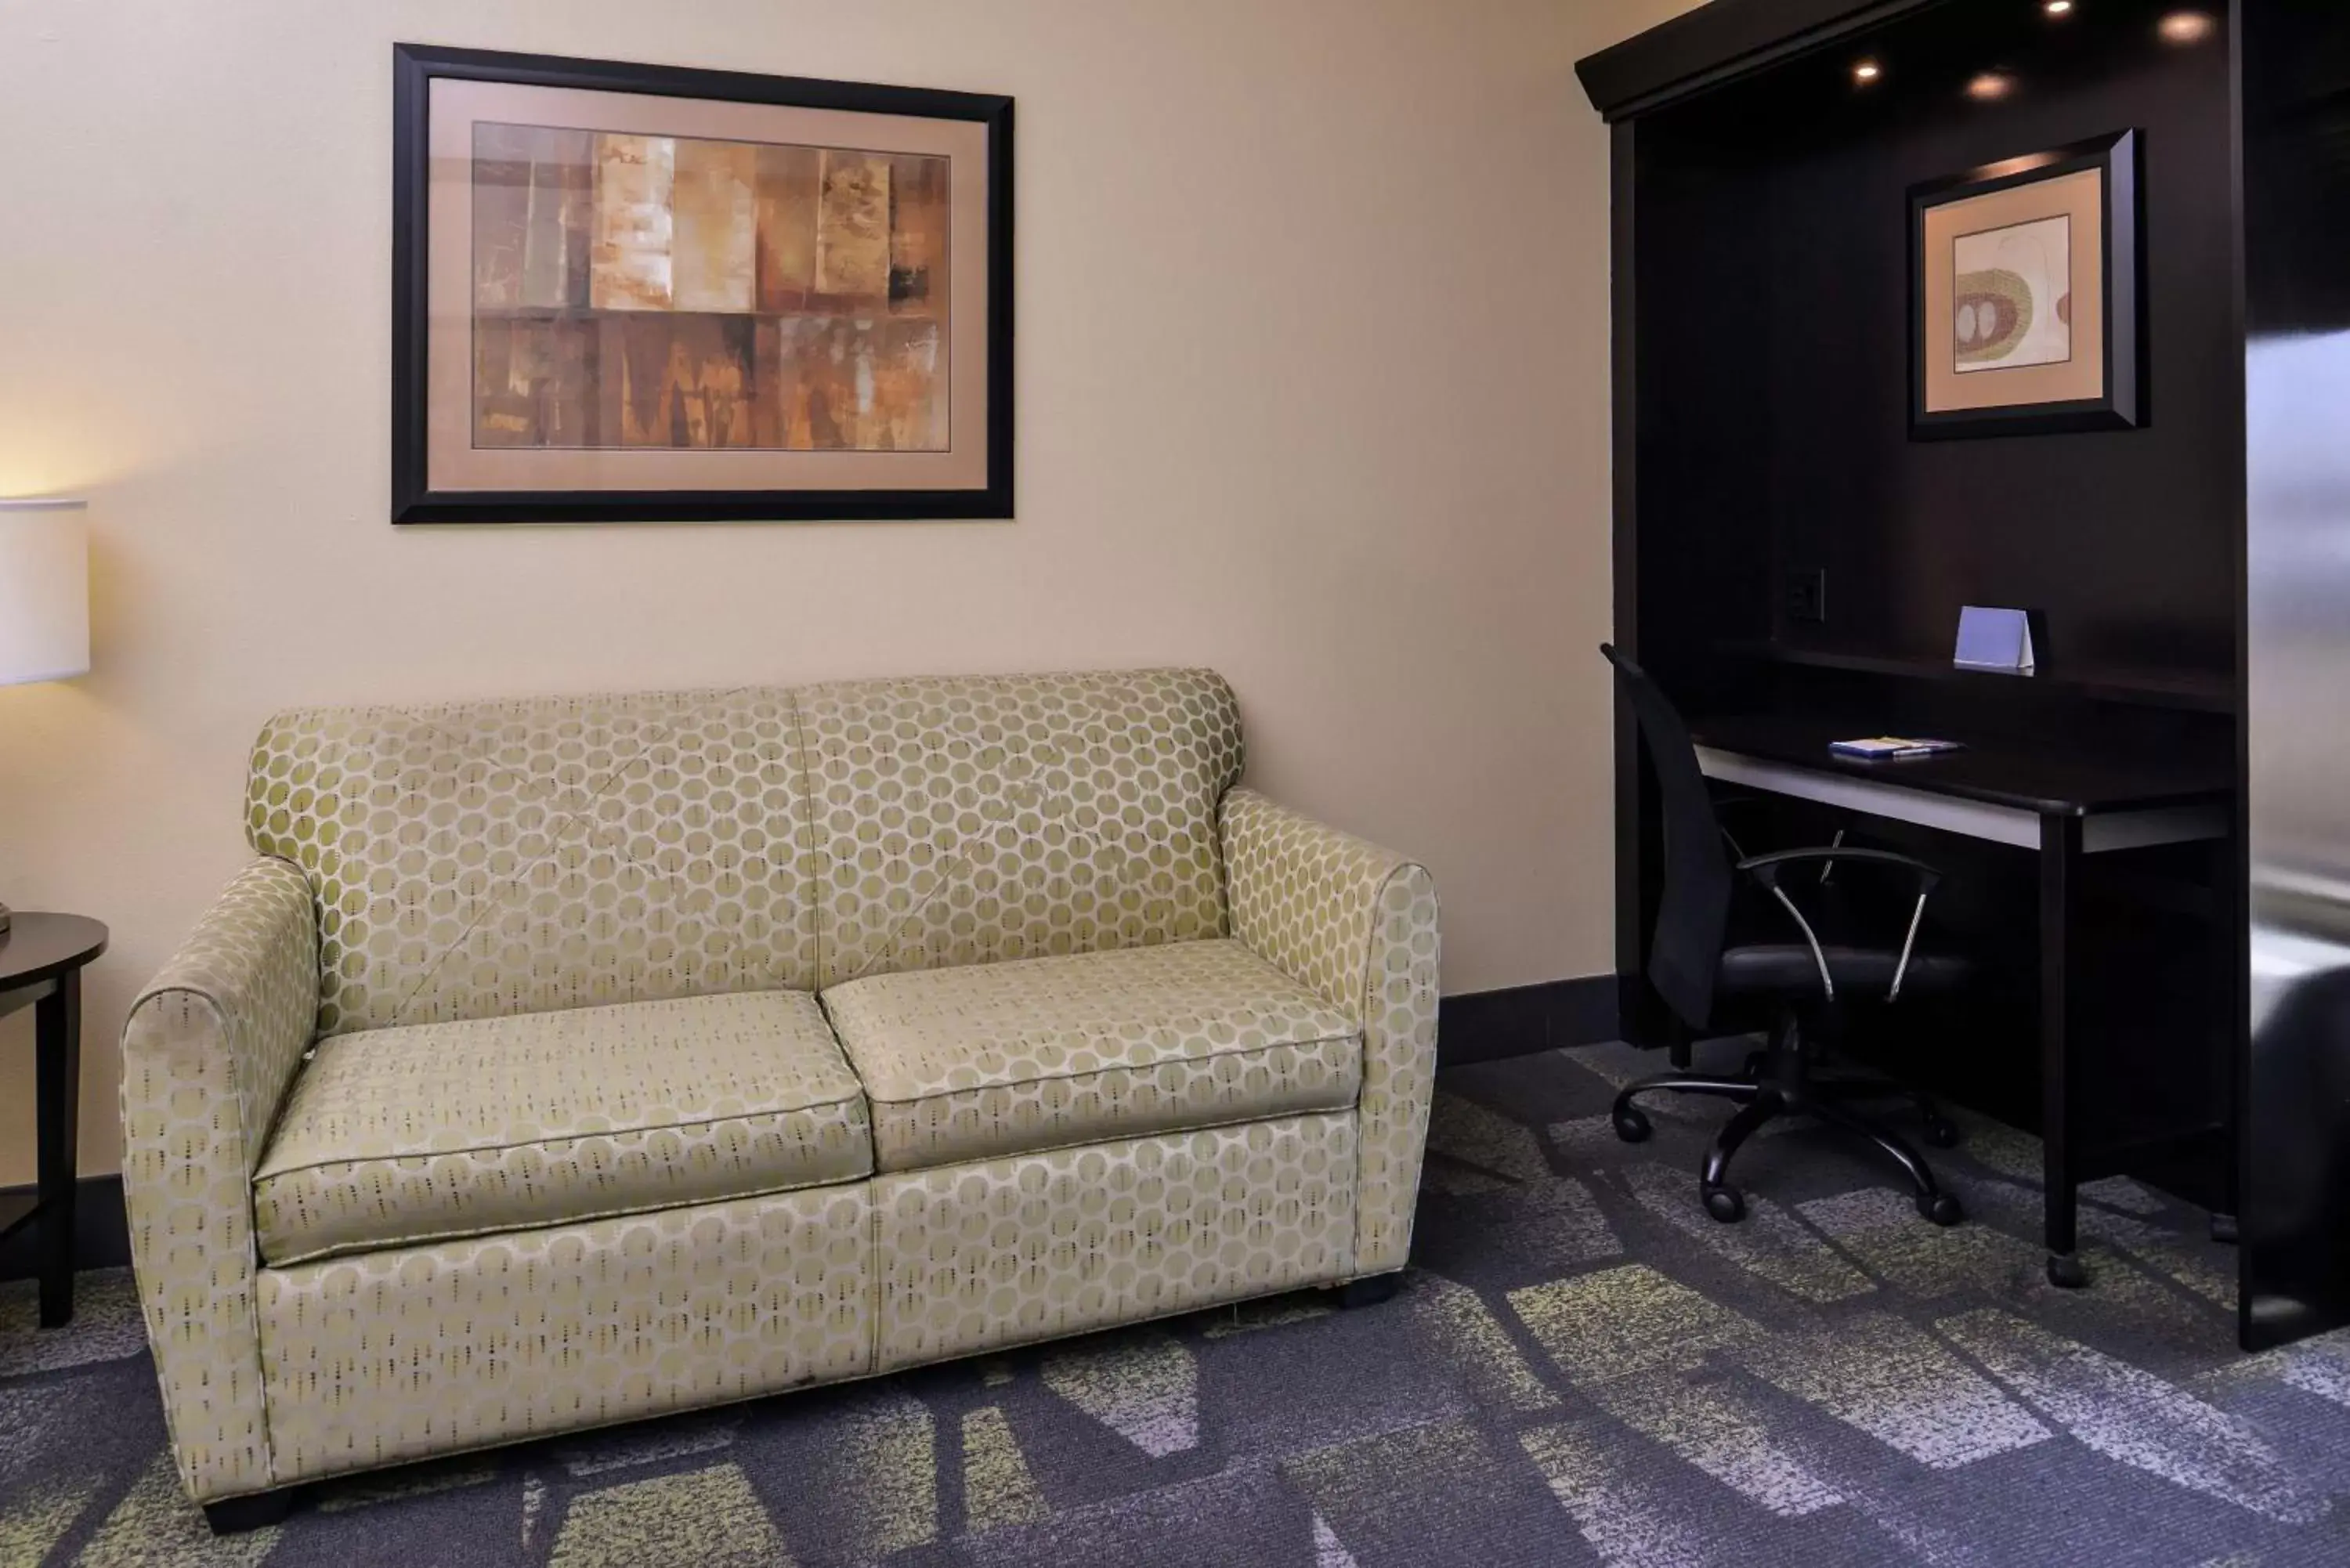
249,687,816,1037
800,669,1243,988
248,668,1242,1035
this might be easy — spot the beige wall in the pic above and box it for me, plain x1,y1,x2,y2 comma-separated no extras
0,0,1697,1182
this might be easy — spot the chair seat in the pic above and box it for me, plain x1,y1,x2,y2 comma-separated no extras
252,992,871,1266
1718,944,1972,999
821,938,1362,1172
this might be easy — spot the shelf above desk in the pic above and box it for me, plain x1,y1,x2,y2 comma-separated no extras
1719,642,2236,714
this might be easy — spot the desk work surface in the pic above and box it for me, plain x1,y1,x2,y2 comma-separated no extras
1690,714,2233,817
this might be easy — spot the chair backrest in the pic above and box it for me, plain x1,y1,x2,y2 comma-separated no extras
248,667,1245,1037
1600,644,1732,1028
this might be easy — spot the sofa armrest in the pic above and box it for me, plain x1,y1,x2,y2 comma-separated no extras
119,858,317,1503
1220,788,1441,1276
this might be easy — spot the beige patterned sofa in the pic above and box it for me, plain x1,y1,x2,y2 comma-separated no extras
119,668,1441,1530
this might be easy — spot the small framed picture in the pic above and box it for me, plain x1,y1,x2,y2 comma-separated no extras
1910,129,2142,439
392,45,1014,524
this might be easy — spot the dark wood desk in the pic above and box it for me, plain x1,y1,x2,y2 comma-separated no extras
1690,715,2234,1288
0,914,107,1327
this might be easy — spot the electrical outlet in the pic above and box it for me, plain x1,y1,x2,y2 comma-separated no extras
1785,567,1828,625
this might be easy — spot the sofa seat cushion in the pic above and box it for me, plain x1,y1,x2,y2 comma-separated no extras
252,992,872,1266
821,938,1361,1172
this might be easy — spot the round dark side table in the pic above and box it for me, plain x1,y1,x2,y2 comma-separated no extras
1,913,107,1328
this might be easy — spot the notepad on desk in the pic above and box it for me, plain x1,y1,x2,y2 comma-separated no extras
1829,736,1965,761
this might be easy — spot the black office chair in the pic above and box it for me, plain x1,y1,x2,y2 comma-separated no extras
1602,644,1968,1227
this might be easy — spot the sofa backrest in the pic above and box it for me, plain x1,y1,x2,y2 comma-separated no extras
247,685,816,1037
795,669,1244,988
248,668,1244,1035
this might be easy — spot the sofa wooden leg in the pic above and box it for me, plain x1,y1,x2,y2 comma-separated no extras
1333,1272,1403,1308
204,1490,294,1534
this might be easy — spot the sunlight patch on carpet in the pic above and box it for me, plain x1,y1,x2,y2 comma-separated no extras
1590,1374,1845,1516
1519,1416,1724,1568
1938,1309,2326,1524
960,1407,1049,1533
548,1461,787,1568
81,1453,279,1568
0,1472,99,1566
1042,1330,1199,1458
1509,1264,1761,1386
1409,1272,1560,1415
1746,1311,2052,1468
1621,1162,1876,1304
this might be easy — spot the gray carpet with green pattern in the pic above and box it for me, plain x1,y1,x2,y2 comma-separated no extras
5,1041,2347,1567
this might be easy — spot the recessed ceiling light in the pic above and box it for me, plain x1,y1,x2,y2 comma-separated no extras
1853,60,1883,83
2158,10,2215,44
1967,72,2016,100
2044,0,2074,15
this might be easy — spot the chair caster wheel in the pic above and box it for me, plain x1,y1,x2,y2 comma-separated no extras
1612,1107,1652,1144
1701,1184,1745,1223
1919,1192,1962,1227
2047,1253,2087,1289
1922,1118,1961,1149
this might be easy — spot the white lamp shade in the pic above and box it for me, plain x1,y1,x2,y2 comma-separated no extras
0,500,91,686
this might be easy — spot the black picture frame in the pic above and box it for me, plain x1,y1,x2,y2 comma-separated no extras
1908,128,2143,441
391,44,1014,524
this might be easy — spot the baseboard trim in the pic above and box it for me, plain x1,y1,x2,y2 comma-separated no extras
0,987,1622,1281
1438,974,1620,1068
0,1174,129,1283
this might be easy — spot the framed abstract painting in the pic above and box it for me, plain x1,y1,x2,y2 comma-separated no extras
1910,129,2142,440
391,45,1013,523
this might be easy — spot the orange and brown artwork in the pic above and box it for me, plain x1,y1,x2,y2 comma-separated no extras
471,122,949,452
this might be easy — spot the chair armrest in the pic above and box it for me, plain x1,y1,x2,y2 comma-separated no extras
1734,847,1941,1003
1220,788,1441,1276
1736,845,1940,894
119,857,317,1504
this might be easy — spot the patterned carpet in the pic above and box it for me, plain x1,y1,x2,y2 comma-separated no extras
5,1040,2350,1568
